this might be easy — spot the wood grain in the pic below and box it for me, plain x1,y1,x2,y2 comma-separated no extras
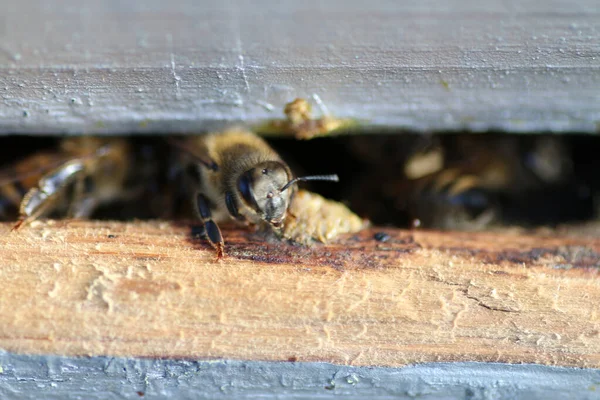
0,220,599,368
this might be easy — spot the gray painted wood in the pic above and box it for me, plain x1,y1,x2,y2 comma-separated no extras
0,0,598,134
0,352,599,399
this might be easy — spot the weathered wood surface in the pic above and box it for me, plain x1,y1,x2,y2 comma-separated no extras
0,0,599,134
0,220,599,368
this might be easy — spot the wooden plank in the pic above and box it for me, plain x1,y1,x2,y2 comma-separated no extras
0,220,599,368
0,0,599,134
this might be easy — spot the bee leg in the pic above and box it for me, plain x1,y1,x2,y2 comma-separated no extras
66,174,87,218
196,192,225,260
12,188,60,230
225,191,247,222
13,161,86,230
69,197,98,219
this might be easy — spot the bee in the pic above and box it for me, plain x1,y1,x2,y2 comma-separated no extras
169,129,340,259
403,139,509,229
5,137,143,230
347,134,591,229
404,136,590,229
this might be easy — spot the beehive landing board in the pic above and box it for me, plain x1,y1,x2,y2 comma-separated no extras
1,0,599,134
0,220,599,368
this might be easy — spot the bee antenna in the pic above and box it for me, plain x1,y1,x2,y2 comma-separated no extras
280,174,339,192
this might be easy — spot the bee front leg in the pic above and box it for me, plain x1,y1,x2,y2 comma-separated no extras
12,189,60,230
13,161,85,230
225,191,248,223
69,197,98,219
195,193,225,260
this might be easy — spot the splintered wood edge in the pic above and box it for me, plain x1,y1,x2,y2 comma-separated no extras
0,220,599,368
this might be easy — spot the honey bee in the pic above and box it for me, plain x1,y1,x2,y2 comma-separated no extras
169,129,340,259
404,136,591,229
348,134,592,229
4,137,144,230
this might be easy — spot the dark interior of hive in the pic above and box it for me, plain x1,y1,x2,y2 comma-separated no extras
2,133,599,232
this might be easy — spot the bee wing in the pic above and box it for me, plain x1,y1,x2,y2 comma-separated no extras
166,137,219,171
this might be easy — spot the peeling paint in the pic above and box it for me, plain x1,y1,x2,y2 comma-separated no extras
0,353,599,399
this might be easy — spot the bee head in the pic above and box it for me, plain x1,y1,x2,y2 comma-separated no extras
237,161,293,227
237,162,340,228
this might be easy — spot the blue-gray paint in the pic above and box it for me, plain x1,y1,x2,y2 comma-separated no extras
0,352,599,399
0,0,599,135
